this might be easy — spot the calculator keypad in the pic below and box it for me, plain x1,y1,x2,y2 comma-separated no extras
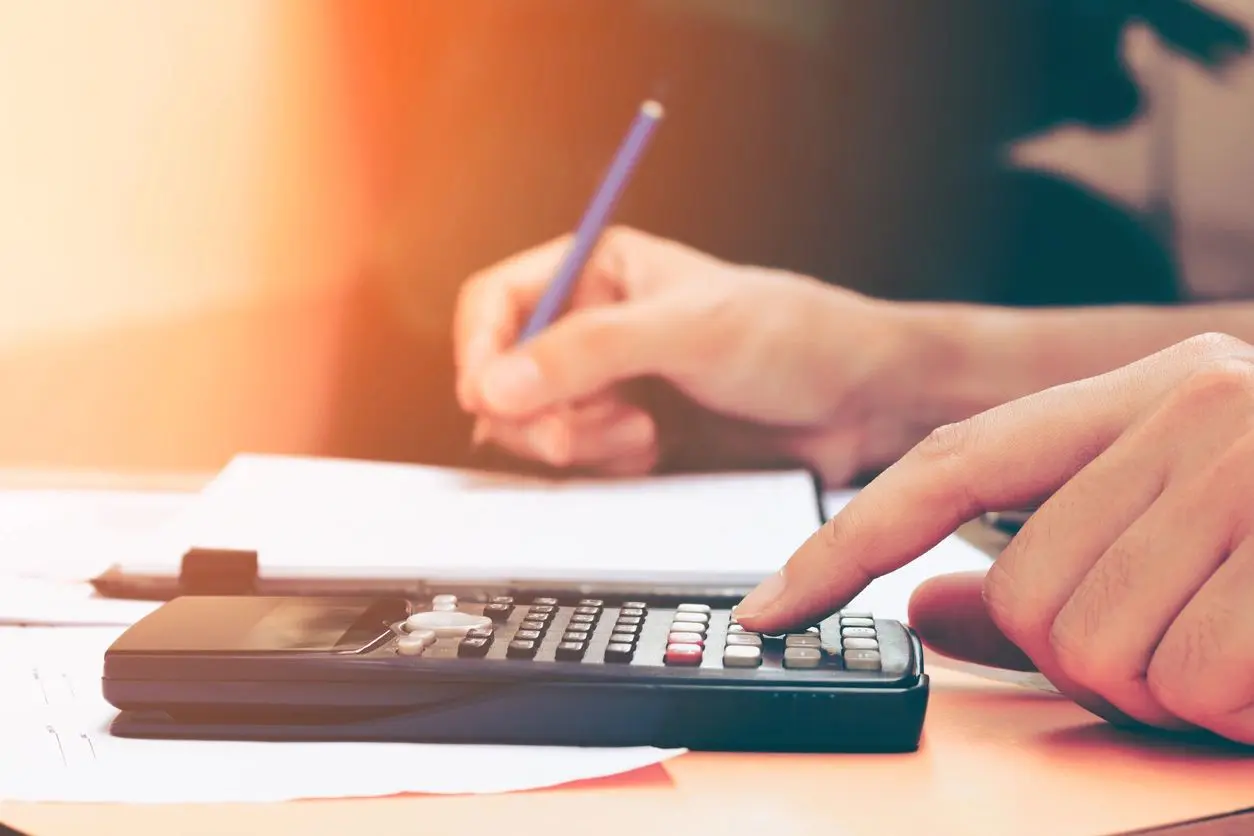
390,596,891,677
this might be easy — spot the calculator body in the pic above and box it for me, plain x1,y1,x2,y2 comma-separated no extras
102,595,929,753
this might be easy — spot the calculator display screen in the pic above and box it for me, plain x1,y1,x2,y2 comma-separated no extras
110,596,408,655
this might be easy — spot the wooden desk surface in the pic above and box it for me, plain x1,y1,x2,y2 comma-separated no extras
2,470,1251,836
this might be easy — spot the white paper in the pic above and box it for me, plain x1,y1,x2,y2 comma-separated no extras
0,627,684,803
0,578,160,626
124,454,825,587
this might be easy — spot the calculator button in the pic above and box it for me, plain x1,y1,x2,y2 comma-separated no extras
562,630,590,643
667,631,705,645
622,602,648,611
573,606,600,616
664,643,704,666
577,599,604,608
514,629,542,642
489,596,514,606
614,616,642,628
396,633,432,656
785,634,821,648
519,619,548,633
673,621,707,636
783,647,822,669
604,643,634,663
841,626,877,640
843,637,879,650
555,641,587,661
671,612,709,625
844,649,882,670
404,610,492,638
528,605,557,615
613,620,642,633
431,594,458,612
840,617,875,629
609,631,638,645
619,608,646,619
458,637,491,658
465,626,495,641
677,603,711,614
840,610,873,620
569,613,597,626
507,639,538,659
483,604,513,622
726,624,745,633
725,633,762,646
532,597,559,606
722,645,762,668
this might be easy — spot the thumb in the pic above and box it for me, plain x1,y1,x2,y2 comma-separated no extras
476,303,677,419
907,570,1037,672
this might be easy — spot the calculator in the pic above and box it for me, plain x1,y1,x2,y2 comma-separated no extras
102,594,930,752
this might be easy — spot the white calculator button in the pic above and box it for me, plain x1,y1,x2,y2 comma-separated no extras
431,594,458,612
396,634,431,656
842,637,879,650
676,603,711,614
671,612,709,625
404,610,491,637
722,645,762,668
783,647,821,669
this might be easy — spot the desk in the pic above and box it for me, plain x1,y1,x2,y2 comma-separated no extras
2,470,1252,836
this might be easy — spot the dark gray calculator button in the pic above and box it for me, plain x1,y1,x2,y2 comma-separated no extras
840,617,875,628
489,596,513,605
619,608,645,618
844,649,881,670
841,626,876,640
483,604,512,622
458,637,491,658
613,620,641,633
577,599,604,608
783,647,822,669
514,629,542,642
569,613,596,625
725,633,761,647
574,606,600,616
622,602,647,611
528,605,556,615
615,616,642,628
609,631,637,645
507,639,538,659
555,641,586,661
604,643,634,663
519,620,547,633
532,597,559,606
562,630,590,643
785,634,821,648
465,626,495,640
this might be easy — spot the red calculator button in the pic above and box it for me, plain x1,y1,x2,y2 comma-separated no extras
664,643,704,666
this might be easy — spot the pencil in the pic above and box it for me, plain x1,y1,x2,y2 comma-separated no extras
471,99,665,453
518,99,665,342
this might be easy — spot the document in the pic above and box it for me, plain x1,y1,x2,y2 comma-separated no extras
0,627,684,803
116,454,826,589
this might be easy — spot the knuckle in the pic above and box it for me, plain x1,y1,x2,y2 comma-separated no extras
1147,614,1233,725
1175,331,1253,361
981,561,1039,649
914,421,973,466
1048,616,1106,688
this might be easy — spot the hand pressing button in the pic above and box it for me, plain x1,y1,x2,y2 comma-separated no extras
404,610,492,637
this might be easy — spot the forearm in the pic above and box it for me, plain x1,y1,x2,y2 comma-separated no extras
891,300,1254,428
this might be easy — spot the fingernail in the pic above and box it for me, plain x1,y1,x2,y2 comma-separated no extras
736,570,787,619
480,354,543,412
528,418,570,465
606,413,654,448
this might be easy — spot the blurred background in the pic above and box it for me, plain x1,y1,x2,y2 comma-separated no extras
0,0,1251,474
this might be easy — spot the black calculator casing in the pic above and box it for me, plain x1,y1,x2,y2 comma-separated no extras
102,596,930,753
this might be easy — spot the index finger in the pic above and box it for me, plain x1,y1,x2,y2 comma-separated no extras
733,361,1170,633
454,235,574,404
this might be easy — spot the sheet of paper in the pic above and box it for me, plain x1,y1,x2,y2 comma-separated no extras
0,579,160,627
124,454,825,586
0,627,685,803
0,488,190,581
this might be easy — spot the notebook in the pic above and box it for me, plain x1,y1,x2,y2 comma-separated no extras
92,454,826,602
